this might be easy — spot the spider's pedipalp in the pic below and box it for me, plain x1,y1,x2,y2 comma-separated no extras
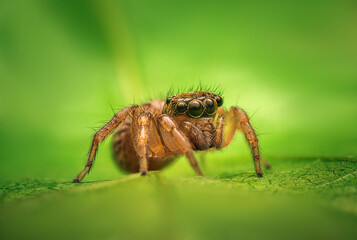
158,114,203,176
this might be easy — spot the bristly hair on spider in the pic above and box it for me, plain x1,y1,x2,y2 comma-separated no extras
165,82,224,99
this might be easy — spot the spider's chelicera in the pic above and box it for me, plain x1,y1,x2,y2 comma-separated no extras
73,90,267,183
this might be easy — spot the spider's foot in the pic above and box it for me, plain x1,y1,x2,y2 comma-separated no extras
257,172,263,177
141,171,147,176
72,178,80,183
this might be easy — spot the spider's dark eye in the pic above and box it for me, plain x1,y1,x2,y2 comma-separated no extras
166,97,172,105
204,98,216,115
176,102,187,114
188,100,204,117
215,96,223,107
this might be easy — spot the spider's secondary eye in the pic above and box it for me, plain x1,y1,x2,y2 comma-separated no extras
176,102,187,114
166,97,172,105
204,98,216,115
188,100,204,117
215,96,223,107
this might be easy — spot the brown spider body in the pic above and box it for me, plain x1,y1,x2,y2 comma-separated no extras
73,90,265,182
112,100,176,173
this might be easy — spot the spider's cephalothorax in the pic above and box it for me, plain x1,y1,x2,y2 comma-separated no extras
73,90,267,183
163,91,223,118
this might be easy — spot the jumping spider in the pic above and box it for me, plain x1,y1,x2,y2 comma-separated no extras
73,90,267,182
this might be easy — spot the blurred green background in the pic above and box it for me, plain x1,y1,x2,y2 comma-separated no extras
0,0,356,239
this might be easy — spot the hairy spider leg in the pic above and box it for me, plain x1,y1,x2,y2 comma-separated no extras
158,115,203,176
220,107,263,177
136,112,152,175
73,105,138,183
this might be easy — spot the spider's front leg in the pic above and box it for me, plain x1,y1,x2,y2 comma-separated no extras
221,107,263,177
158,115,203,176
73,105,137,183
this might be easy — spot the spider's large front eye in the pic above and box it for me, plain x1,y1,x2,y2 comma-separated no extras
215,96,223,107
176,102,187,114
188,100,204,117
204,98,216,115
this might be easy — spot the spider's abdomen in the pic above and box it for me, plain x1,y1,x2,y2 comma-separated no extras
112,120,139,172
